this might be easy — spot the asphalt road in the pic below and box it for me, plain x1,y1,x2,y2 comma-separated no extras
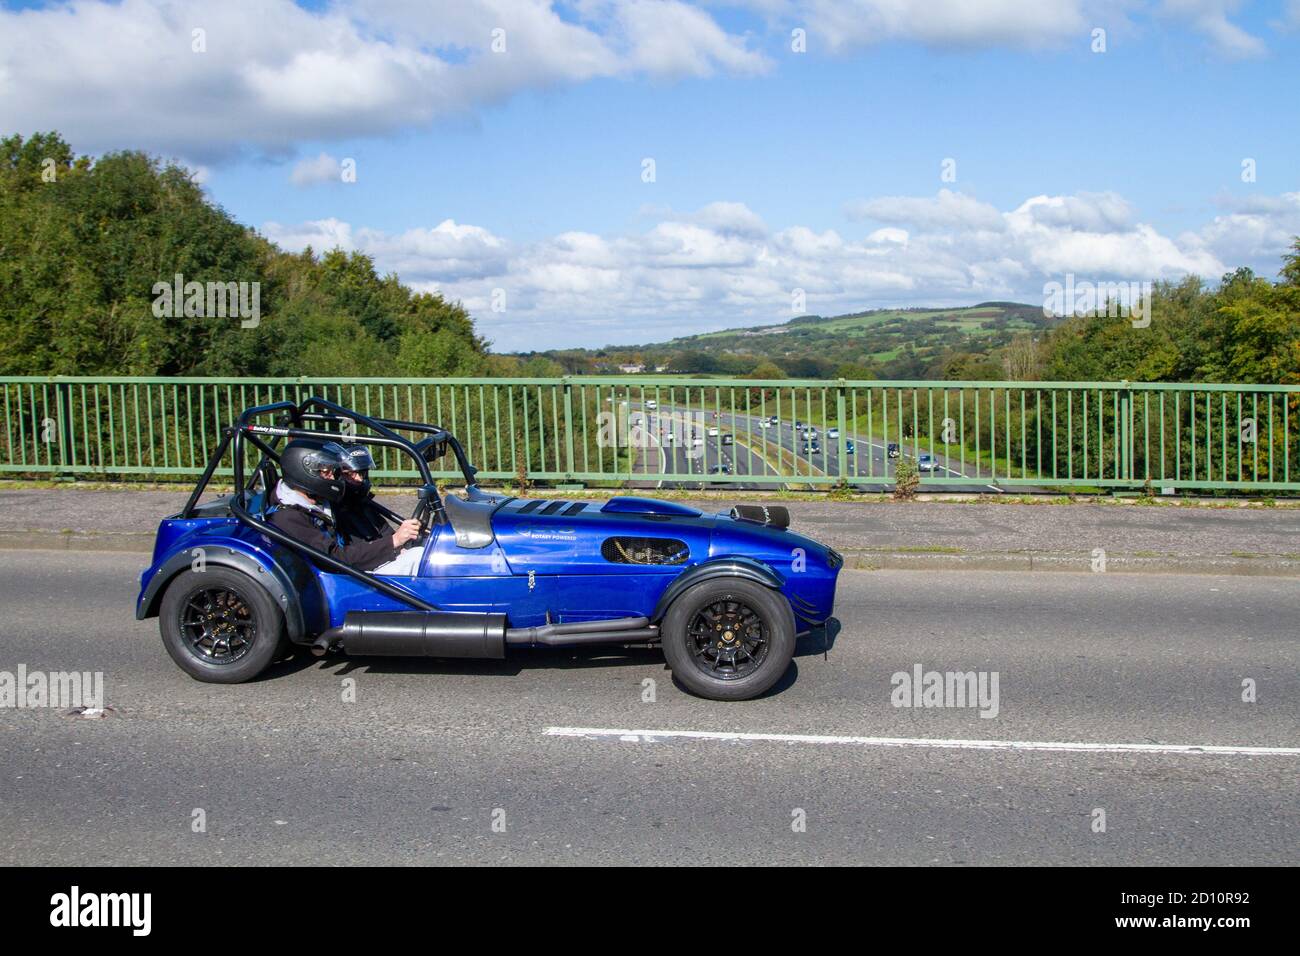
1,550,1297,866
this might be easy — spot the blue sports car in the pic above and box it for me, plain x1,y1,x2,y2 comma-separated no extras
136,397,841,700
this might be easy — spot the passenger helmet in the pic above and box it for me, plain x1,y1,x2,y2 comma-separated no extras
339,444,376,501
280,439,347,504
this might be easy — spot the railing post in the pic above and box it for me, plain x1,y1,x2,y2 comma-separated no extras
562,376,576,480
1122,383,1134,484
835,380,847,484
55,378,73,470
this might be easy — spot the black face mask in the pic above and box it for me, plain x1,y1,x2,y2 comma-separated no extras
342,473,371,504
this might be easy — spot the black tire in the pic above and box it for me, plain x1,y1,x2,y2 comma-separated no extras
158,567,285,683
660,578,795,701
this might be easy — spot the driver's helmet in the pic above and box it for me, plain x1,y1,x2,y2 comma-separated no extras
280,439,347,504
338,444,376,502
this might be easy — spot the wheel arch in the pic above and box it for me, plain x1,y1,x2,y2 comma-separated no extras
136,545,307,642
651,556,786,623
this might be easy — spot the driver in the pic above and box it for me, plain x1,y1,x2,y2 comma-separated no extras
268,439,421,573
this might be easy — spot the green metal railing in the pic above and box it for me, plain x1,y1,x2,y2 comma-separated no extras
2,376,1297,493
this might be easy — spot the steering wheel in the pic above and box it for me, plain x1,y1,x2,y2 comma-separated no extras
410,497,431,544
409,483,441,545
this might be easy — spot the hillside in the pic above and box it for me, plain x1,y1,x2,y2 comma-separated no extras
525,302,1057,380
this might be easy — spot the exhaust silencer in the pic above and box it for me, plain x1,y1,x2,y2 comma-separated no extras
321,610,507,659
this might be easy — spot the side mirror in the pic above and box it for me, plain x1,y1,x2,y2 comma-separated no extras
413,437,448,462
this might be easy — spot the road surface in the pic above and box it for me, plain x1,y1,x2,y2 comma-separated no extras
1,550,1296,865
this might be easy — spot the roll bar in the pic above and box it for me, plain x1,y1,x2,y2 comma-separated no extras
178,395,482,612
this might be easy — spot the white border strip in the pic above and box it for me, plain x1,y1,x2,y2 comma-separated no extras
544,727,1300,757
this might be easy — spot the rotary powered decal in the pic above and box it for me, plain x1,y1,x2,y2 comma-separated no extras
517,523,577,542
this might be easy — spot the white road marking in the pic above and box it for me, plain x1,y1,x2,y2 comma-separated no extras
544,727,1300,757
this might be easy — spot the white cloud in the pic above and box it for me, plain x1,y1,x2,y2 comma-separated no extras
261,217,510,281
0,0,767,162
616,0,769,76
795,0,1091,52
2,0,1280,167
1159,0,1267,58
1016,192,1136,233
260,192,1300,349
289,153,344,187
1195,192,1300,266
260,217,356,253
751,0,1273,57
688,201,770,238
847,189,1004,231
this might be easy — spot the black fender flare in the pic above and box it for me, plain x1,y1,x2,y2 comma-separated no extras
136,545,308,643
651,556,786,623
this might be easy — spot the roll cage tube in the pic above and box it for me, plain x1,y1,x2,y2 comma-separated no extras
297,410,477,486
181,399,301,518
178,394,488,614
228,425,437,613
241,423,447,530
238,399,440,527
183,395,474,518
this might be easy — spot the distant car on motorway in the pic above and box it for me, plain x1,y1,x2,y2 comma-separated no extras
645,399,658,410
801,427,818,440
767,416,779,426
721,433,734,445
844,440,855,455
802,440,820,454
759,419,772,428
707,426,720,438
918,454,938,472
663,432,675,444
692,436,704,447
709,464,732,475
887,443,899,459
826,427,839,440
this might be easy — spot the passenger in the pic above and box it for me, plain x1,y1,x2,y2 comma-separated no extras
268,439,422,573
335,443,391,542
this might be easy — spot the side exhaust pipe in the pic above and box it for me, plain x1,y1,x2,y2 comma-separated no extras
506,616,657,647
312,611,506,659
311,612,658,658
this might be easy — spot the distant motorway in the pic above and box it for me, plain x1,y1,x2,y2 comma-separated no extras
625,402,1007,492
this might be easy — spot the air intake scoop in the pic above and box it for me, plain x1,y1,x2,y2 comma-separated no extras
729,504,790,529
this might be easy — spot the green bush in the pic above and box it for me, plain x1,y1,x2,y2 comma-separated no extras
894,454,920,500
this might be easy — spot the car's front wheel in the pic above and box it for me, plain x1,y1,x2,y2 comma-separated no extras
660,578,795,701
158,568,284,683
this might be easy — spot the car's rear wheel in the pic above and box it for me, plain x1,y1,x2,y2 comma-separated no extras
159,568,284,683
660,578,795,701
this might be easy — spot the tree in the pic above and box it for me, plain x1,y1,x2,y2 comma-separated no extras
748,360,785,379
0,132,492,378
1001,333,1044,381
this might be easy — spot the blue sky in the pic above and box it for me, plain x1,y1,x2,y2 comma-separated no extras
2,1,1298,350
